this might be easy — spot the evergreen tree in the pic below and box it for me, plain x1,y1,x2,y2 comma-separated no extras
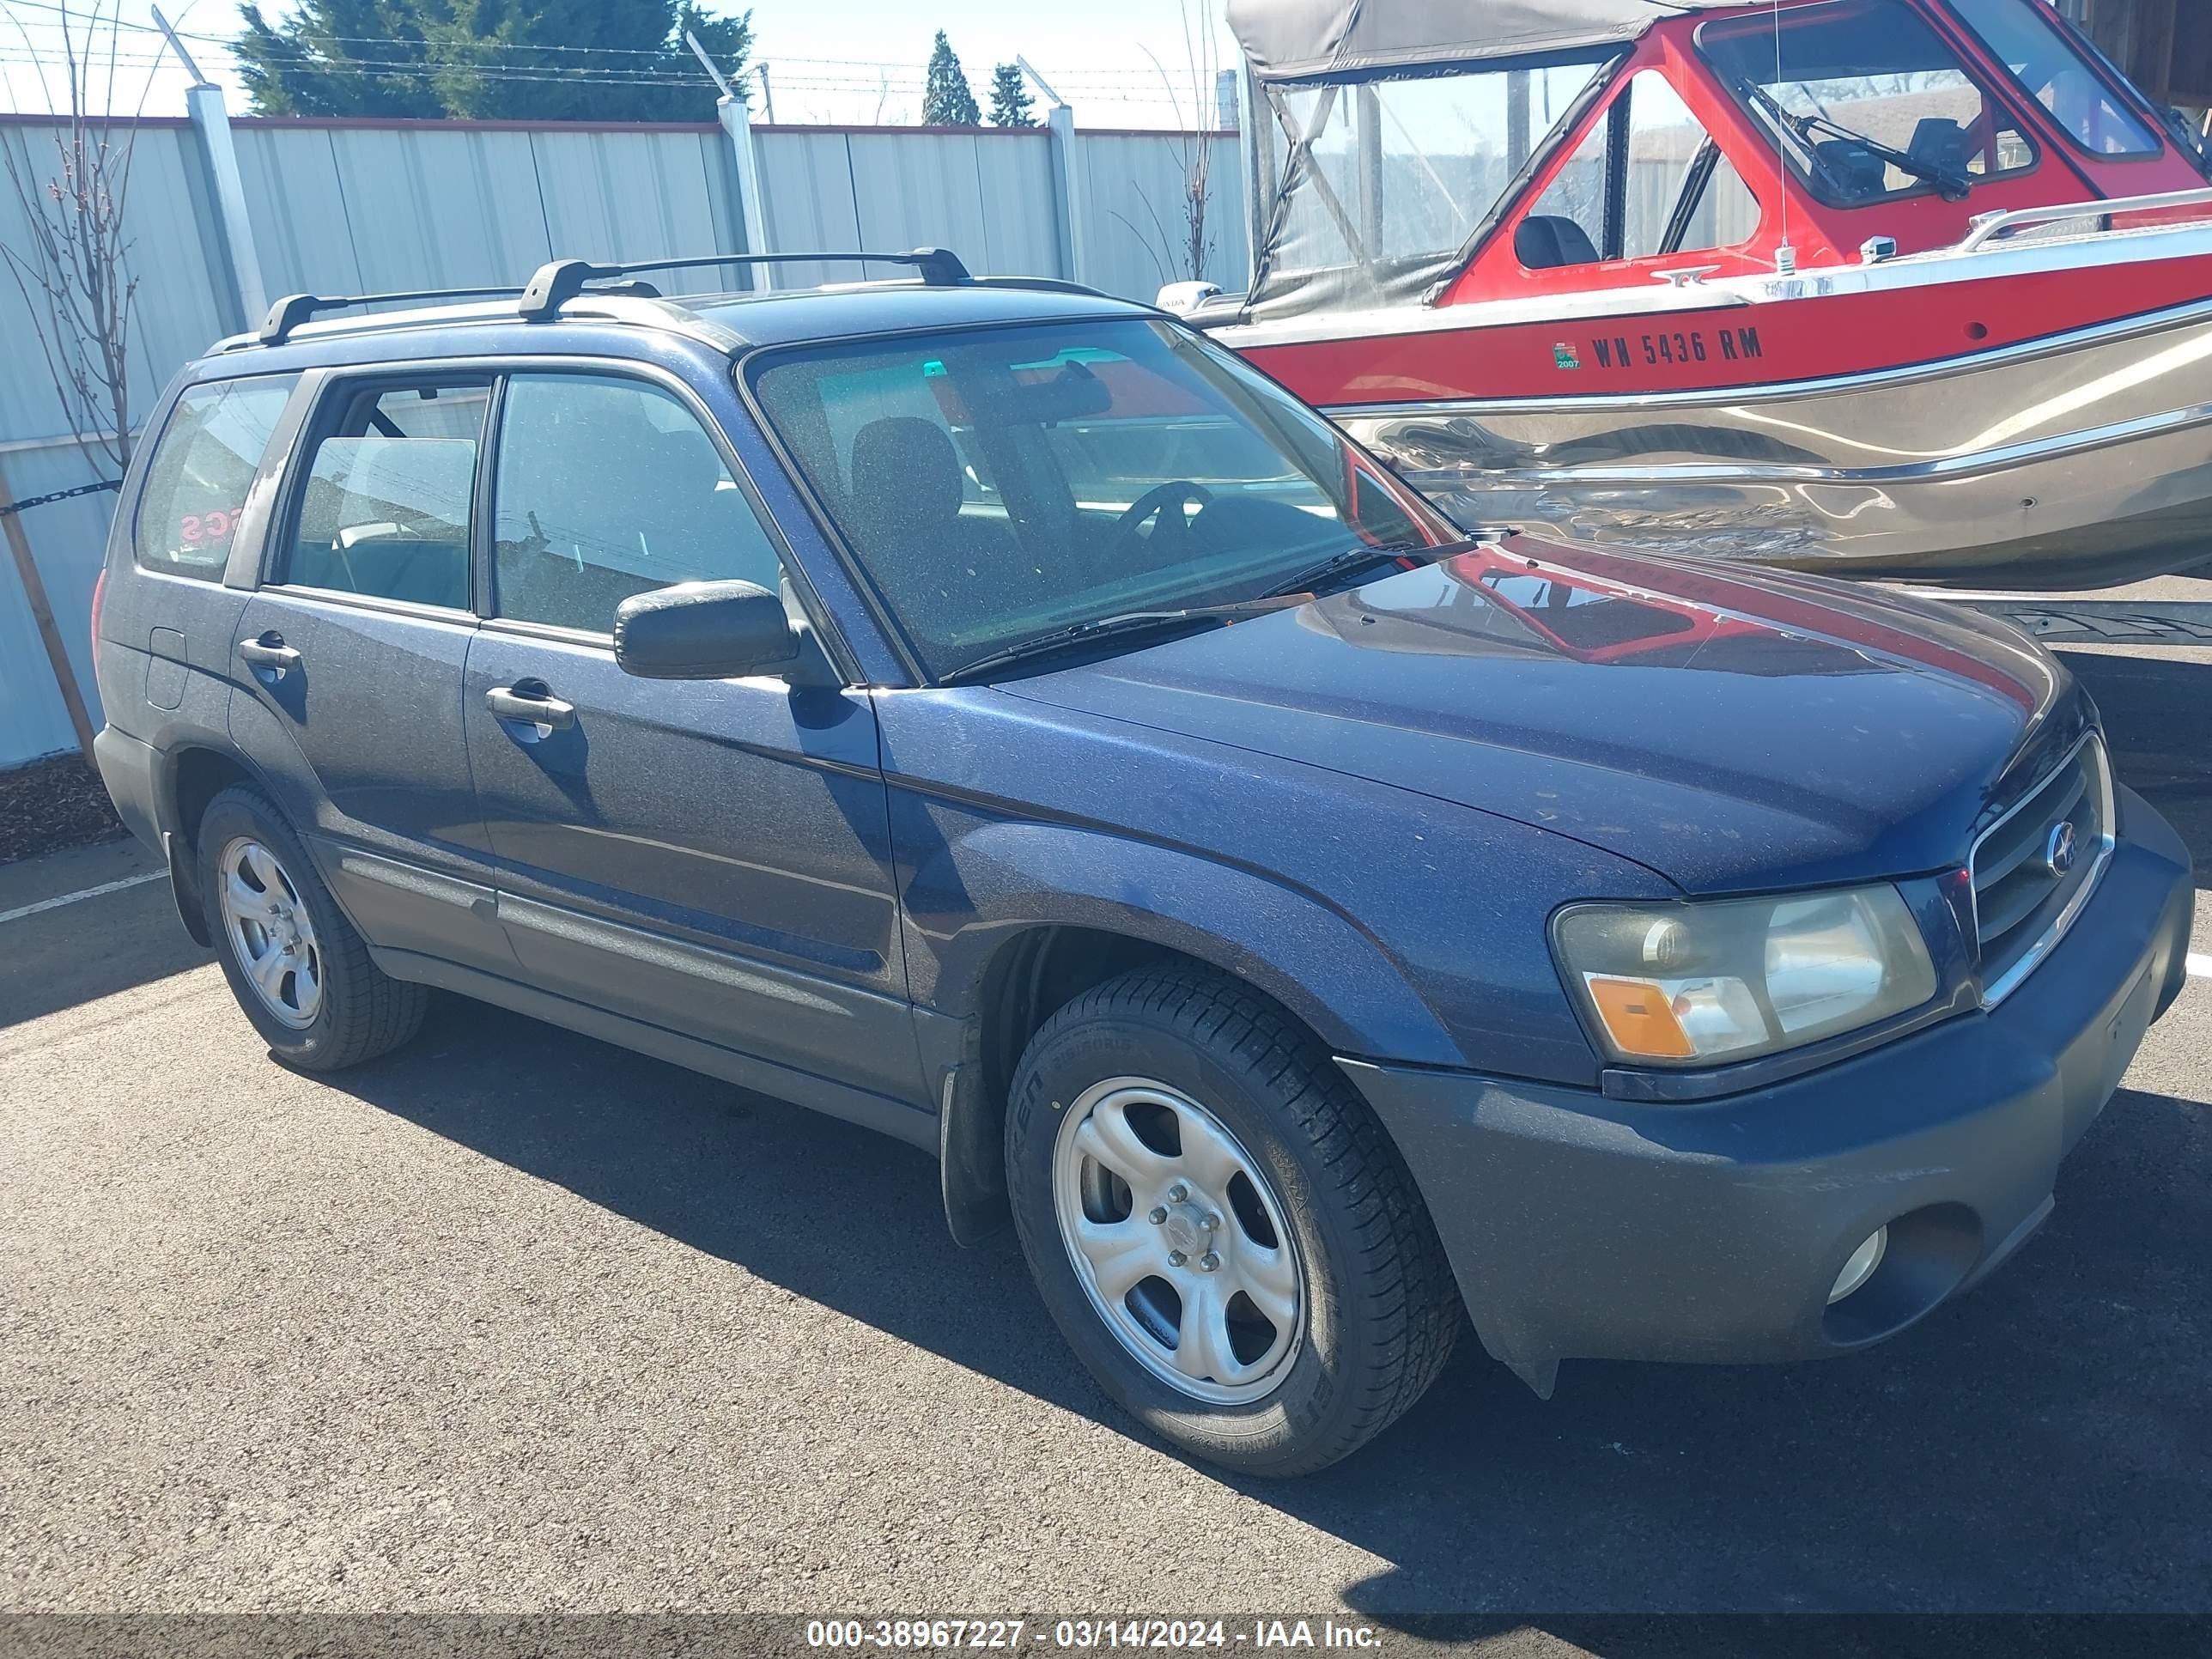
921,31,981,127
988,62,1037,128
234,0,752,122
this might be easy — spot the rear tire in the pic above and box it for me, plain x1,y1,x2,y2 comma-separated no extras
1006,965,1457,1476
198,786,427,1072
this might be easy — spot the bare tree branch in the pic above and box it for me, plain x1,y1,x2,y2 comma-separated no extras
1136,0,1219,282
0,0,145,479
1109,209,1170,289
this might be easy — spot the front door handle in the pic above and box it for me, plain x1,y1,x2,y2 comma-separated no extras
485,683,577,731
238,633,301,675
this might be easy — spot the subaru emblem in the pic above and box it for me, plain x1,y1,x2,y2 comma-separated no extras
2045,821,2078,877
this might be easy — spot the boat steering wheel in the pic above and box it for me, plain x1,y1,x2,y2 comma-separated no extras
1109,481,1213,556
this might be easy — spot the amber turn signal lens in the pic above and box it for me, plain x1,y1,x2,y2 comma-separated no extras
1585,975,1696,1060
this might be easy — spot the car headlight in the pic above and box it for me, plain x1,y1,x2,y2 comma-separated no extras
1553,885,1937,1067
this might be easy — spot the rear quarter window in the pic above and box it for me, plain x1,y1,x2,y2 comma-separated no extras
132,375,299,581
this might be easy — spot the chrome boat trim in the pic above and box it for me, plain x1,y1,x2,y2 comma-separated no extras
1958,186,2212,253
1342,398,2212,491
1212,216,2212,351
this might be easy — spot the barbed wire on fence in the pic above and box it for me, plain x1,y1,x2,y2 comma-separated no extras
3,0,1212,117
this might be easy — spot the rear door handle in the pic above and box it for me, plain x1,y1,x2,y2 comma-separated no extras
485,683,577,731
238,633,301,675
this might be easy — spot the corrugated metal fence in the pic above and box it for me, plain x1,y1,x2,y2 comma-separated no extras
0,112,1248,767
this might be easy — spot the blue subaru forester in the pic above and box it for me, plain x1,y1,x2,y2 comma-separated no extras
90,251,2195,1474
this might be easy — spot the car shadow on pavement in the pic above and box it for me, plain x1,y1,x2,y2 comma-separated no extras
2061,649,2212,889
323,996,2212,1618
0,883,211,1032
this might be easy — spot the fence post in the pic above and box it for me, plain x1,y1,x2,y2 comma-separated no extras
159,16,266,337
1047,103,1090,286
717,94,774,291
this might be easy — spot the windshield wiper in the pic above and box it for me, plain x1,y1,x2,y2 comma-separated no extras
939,596,1307,685
1259,539,1441,600
1741,81,1972,203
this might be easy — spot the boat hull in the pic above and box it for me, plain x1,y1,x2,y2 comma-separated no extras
1214,231,2212,590
1314,293,2212,589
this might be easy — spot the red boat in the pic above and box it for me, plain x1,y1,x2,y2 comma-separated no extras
1170,0,2212,588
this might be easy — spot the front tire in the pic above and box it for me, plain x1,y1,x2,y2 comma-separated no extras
1006,966,1457,1476
198,786,427,1072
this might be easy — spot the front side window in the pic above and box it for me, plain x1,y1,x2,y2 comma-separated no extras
1701,0,2037,207
133,375,298,581
749,319,1451,678
1947,0,2160,158
283,380,489,611
1522,70,1763,269
490,374,787,635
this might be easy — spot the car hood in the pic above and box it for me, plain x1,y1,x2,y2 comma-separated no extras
1000,543,2083,894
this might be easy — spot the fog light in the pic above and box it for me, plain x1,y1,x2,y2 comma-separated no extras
1828,1226,1889,1304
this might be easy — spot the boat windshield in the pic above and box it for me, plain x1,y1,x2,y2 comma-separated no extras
1699,0,2038,208
1250,54,1616,318
1944,0,2161,159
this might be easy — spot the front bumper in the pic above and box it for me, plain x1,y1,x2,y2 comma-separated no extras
1341,784,2194,1395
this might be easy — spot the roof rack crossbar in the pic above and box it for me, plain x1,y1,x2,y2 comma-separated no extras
258,285,526,346
517,247,971,321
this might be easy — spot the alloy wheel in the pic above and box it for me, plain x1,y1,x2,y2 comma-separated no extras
1051,1076,1307,1405
216,836,324,1030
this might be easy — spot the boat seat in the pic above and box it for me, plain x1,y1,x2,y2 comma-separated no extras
1813,139,1887,204
1908,118,1972,180
1516,215,1601,270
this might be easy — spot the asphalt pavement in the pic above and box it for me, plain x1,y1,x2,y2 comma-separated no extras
1,642,2208,1633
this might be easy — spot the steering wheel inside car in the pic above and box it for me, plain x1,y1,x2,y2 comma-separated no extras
1109,481,1213,556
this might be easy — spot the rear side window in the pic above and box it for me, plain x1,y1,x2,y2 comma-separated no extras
1523,70,1763,267
489,373,787,635
283,381,490,611
132,375,298,581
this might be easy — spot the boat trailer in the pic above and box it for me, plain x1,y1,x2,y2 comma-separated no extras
1898,591,2212,647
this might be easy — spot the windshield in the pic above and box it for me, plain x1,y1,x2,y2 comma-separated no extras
1945,0,2161,159
748,319,1455,678
1700,0,2036,207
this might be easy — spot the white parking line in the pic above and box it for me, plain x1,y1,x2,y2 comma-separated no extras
2191,953,2212,980
0,871,166,926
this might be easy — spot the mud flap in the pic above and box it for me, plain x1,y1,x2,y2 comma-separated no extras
939,1060,1011,1247
163,830,211,947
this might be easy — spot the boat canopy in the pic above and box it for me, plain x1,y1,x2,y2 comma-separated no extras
1226,0,1752,82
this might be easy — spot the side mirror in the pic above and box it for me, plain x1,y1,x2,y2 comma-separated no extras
612,580,830,684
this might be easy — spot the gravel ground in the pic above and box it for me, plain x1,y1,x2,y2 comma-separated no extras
0,752,124,866
0,645,2206,1642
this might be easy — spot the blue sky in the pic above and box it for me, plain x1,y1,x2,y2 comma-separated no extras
0,0,1243,127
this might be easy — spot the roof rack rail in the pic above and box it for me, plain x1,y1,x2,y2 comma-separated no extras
257,285,526,347
969,275,1112,300
516,247,971,322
